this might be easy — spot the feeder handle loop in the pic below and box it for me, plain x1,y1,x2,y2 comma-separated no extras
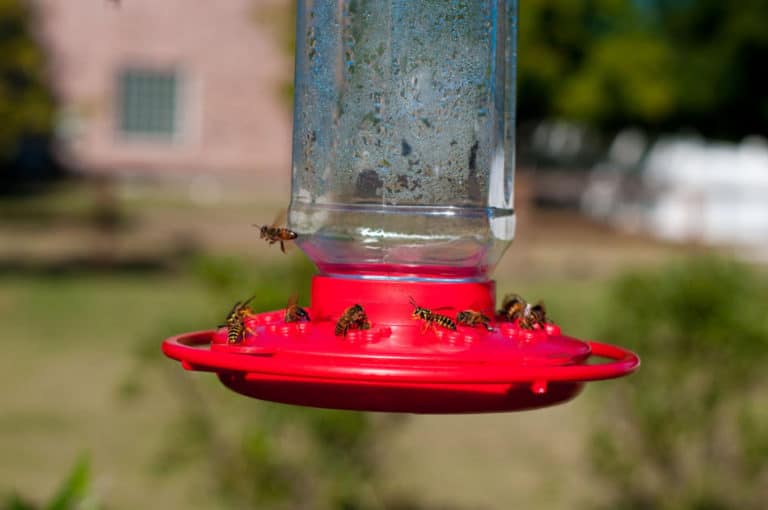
576,341,640,381
163,332,639,384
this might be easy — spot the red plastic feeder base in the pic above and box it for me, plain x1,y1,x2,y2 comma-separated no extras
162,276,639,413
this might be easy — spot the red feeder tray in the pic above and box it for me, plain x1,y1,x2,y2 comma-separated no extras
163,276,639,413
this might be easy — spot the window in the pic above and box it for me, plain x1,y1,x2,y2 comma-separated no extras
117,69,180,139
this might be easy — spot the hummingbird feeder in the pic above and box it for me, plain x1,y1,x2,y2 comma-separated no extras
163,0,639,413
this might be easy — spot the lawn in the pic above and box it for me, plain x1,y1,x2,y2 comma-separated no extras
0,258,612,509
0,180,692,509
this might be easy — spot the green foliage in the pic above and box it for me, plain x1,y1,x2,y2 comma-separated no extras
588,257,768,509
518,0,768,137
121,255,422,509
187,252,315,313
555,33,676,126
45,457,91,510
652,0,768,137
0,0,55,162
2,456,102,510
518,0,639,125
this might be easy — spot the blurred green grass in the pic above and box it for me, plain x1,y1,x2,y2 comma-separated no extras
3,182,764,509
0,181,654,509
0,252,605,509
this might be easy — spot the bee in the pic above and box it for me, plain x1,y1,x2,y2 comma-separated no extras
409,297,456,333
253,210,298,254
284,293,310,323
335,304,371,337
519,301,548,330
498,293,527,321
219,296,256,344
456,310,494,331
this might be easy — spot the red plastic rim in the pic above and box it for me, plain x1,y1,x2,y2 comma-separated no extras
163,331,639,384
161,276,640,413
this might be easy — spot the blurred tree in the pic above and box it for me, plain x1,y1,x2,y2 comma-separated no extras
518,0,768,138
518,0,647,126
652,0,768,138
587,257,768,509
0,0,58,188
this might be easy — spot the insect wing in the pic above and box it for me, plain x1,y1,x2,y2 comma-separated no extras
271,208,288,228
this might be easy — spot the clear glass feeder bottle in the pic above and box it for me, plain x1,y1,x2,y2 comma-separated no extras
289,0,517,281
162,0,641,415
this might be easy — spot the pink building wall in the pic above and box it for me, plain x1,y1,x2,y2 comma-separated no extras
33,0,292,177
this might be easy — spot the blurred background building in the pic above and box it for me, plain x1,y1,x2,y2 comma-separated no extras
32,0,292,178
583,134,768,256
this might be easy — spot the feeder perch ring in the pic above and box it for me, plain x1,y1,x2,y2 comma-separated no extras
162,276,639,414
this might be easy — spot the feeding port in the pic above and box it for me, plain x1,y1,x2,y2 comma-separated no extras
162,0,639,413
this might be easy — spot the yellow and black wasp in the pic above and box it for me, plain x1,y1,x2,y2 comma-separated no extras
219,296,256,344
409,297,456,333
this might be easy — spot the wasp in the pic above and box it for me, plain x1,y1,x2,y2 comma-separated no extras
519,301,548,330
498,293,527,322
456,309,493,331
409,297,456,333
219,296,256,344
335,304,371,337
284,294,310,323
253,210,298,254
226,320,247,344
